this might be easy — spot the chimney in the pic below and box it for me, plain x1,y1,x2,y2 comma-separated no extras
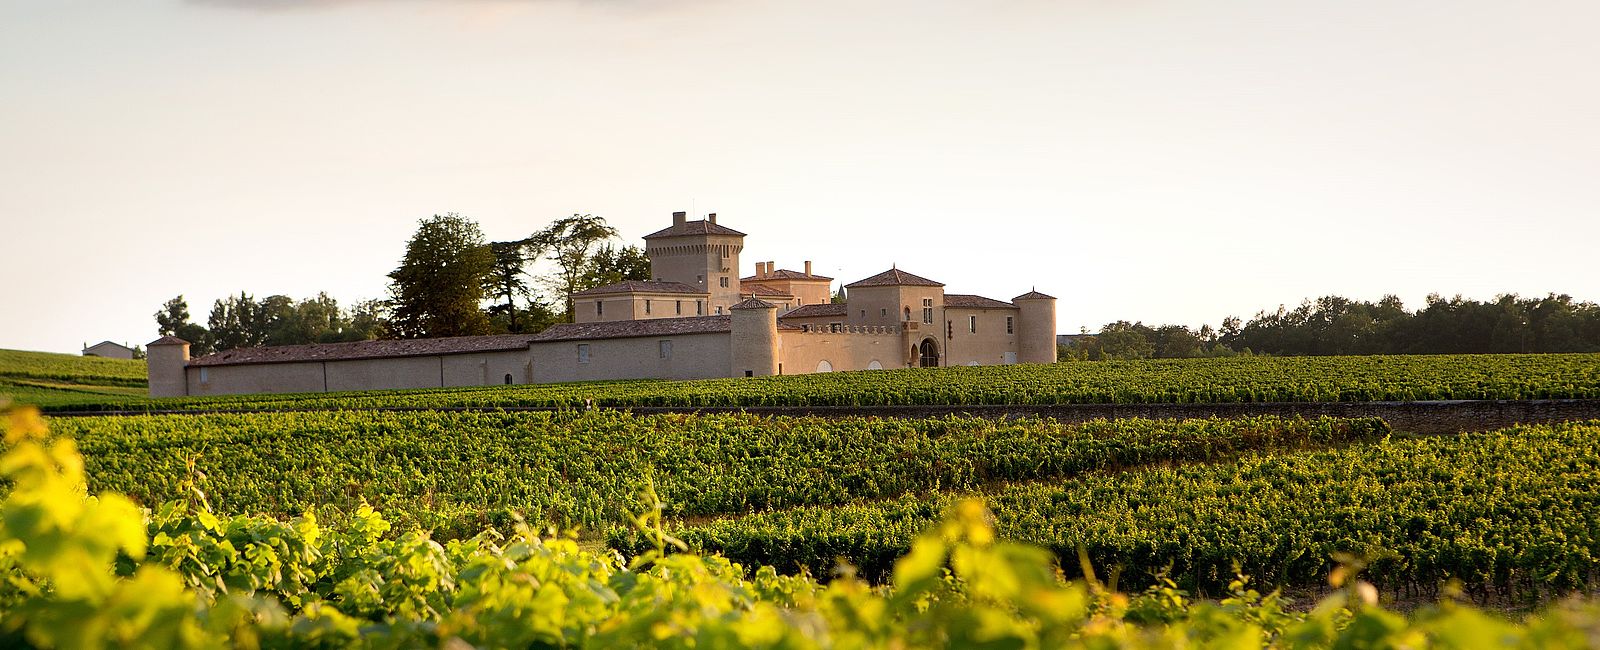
756,262,767,277
673,211,686,227
804,261,813,276
708,212,717,224
767,261,775,275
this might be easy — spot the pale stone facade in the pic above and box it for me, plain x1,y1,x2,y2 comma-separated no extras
146,212,1055,397
82,340,136,359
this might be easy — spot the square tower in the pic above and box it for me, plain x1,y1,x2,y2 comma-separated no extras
642,211,746,315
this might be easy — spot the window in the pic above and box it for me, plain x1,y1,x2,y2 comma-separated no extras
716,306,724,315
861,310,866,318
596,301,603,316
503,373,513,385
659,340,672,359
745,370,754,377
881,308,887,317
676,300,683,315
697,300,704,315
645,299,652,315
577,344,590,364
697,274,704,284
904,307,911,321
1007,316,1014,334
829,322,842,333
947,321,953,338
719,276,730,288
922,298,934,324
969,315,977,333
199,367,209,383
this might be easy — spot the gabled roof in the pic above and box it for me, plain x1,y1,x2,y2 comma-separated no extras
731,298,777,310
944,294,1018,310
85,340,133,350
844,268,944,289
532,316,732,342
149,336,189,346
642,219,747,239
572,280,707,297
188,334,538,367
740,269,834,282
740,284,795,297
779,303,849,319
1013,290,1056,301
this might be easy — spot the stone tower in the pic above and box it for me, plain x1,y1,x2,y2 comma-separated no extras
1013,291,1057,365
642,211,746,315
146,335,191,397
730,298,779,377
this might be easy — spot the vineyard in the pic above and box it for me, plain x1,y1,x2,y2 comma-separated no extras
3,405,1599,649
8,350,1600,647
38,352,1600,412
616,421,1600,600
0,348,146,408
55,411,1385,538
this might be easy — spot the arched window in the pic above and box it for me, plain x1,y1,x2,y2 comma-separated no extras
816,360,834,373
903,307,911,321
503,373,513,385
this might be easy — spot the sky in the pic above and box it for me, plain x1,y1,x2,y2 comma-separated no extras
2,0,1597,353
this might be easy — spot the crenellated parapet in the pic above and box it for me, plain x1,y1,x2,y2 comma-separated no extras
791,325,902,336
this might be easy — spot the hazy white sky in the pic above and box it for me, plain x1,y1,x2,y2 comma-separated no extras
3,0,1597,353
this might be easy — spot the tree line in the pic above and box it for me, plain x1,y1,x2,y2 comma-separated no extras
154,213,649,355
1061,293,1600,360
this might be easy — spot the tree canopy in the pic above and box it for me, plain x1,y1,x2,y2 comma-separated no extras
387,214,495,339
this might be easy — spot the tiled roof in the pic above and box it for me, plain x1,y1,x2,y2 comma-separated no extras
779,303,848,319
188,334,538,367
945,294,1018,310
572,280,706,297
531,316,732,342
148,336,189,346
642,219,747,239
844,268,944,288
740,285,794,297
1013,291,1057,301
740,269,834,282
731,298,777,310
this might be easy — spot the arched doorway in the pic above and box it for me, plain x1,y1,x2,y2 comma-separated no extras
918,339,940,367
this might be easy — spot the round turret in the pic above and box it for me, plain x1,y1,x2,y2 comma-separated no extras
1012,290,1057,364
730,298,780,377
146,336,191,397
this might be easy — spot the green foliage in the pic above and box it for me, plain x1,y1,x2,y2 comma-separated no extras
4,405,1600,648
57,412,1382,539
387,213,495,338
639,421,1600,599
527,213,621,321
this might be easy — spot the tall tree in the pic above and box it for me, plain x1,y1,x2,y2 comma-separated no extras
486,240,539,333
583,244,651,288
154,296,190,336
387,214,495,338
529,214,620,322
208,292,268,352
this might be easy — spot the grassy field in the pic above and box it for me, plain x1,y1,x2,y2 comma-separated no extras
32,351,1600,412
0,348,146,408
